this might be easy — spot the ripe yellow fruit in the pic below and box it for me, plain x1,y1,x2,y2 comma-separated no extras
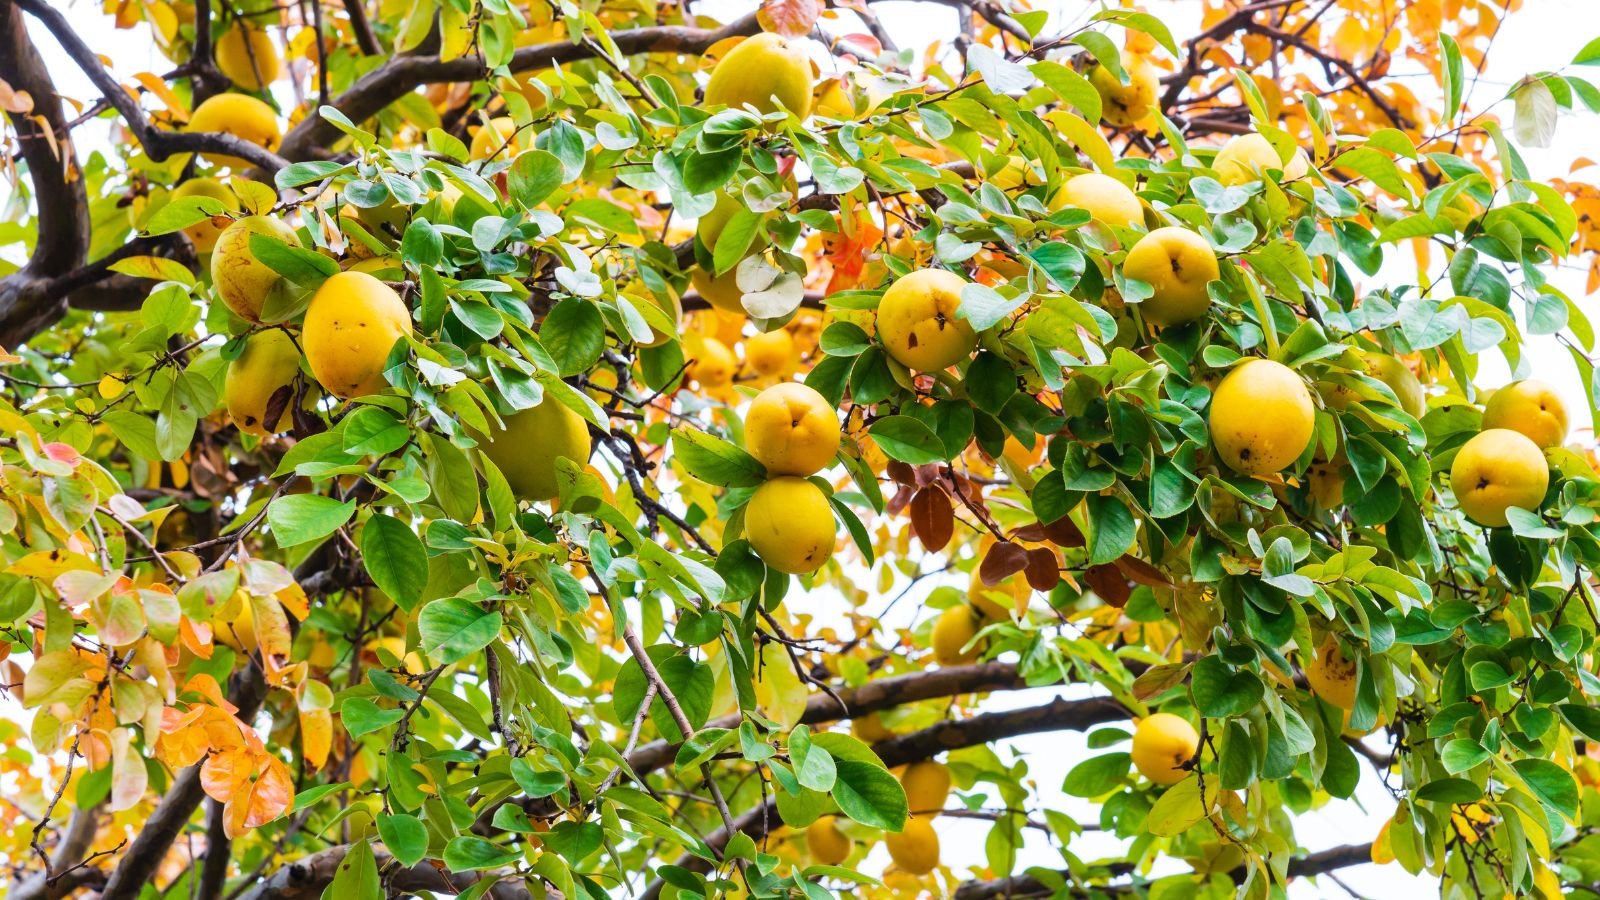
1131,713,1199,785
169,177,240,254
690,268,747,315
1088,61,1158,128
1307,459,1346,509
1482,379,1568,449
226,329,301,437
852,712,893,743
469,116,519,160
476,398,593,502
1122,227,1219,327
885,816,940,875
877,268,977,371
805,816,851,865
1053,173,1143,228
744,328,796,377
931,605,980,666
187,93,281,168
688,337,737,388
743,476,835,574
1305,635,1358,709
704,33,813,118
1212,133,1310,186
302,271,413,399
210,215,298,322
215,25,280,90
1209,359,1315,475
900,761,951,814
745,382,839,476
1450,428,1550,527
1324,349,1424,418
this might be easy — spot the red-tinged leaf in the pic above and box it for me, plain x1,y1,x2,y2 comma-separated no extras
835,33,882,56
908,486,954,553
201,745,252,803
1084,563,1132,608
1042,515,1086,548
1115,554,1174,589
979,541,1029,587
758,0,823,38
42,442,81,464
886,461,917,486
1024,547,1060,592
110,727,148,812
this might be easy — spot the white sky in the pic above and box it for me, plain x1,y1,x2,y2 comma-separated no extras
10,2,1600,899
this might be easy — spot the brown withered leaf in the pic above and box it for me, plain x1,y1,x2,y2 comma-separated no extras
1131,662,1191,702
1115,554,1173,589
1084,563,1132,608
1041,515,1086,548
1023,547,1060,592
908,486,954,553
979,541,1029,587
886,461,917,486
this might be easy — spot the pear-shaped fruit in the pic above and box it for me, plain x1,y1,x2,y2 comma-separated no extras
745,382,839,476
475,398,593,502
188,93,281,168
302,271,412,399
210,215,299,322
1122,227,1219,326
1088,61,1158,128
967,568,1030,621
688,337,737,388
704,33,813,118
1131,713,1198,785
805,816,852,865
1450,428,1549,527
744,328,796,376
170,177,240,254
1209,359,1315,475
1305,634,1358,709
931,605,981,666
1323,349,1424,417
226,329,301,437
1053,173,1143,227
1482,379,1567,449
900,761,951,814
885,816,940,875
215,24,280,90
1212,133,1310,186
743,476,835,574
877,268,977,371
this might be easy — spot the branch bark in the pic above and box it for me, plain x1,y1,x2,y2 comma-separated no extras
950,842,1378,899
276,12,762,160
639,695,1131,899
232,842,543,900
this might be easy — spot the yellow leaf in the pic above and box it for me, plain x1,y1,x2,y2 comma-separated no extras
107,255,194,285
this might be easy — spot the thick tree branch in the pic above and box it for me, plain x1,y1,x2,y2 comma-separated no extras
13,0,290,172
232,842,541,900
951,842,1378,899
276,12,762,160
625,661,1028,776
640,695,1132,899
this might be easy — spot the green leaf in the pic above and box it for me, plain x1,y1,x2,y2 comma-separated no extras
1062,753,1131,797
958,282,1023,332
1085,494,1135,565
1189,656,1264,718
868,416,947,465
540,298,605,377
443,835,520,872
790,726,837,793
267,494,356,548
507,150,565,208
831,759,908,831
341,697,404,737
1146,775,1211,836
1440,739,1490,775
378,813,429,867
1513,758,1578,821
671,430,766,487
249,232,337,285
320,838,380,900
510,758,567,797
418,598,503,666
361,514,428,611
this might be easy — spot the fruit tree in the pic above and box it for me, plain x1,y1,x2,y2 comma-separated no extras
4,0,1600,898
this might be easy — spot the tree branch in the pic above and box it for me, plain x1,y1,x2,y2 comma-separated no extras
639,695,1131,899
13,0,290,172
950,842,1378,899
232,842,539,900
276,11,762,160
